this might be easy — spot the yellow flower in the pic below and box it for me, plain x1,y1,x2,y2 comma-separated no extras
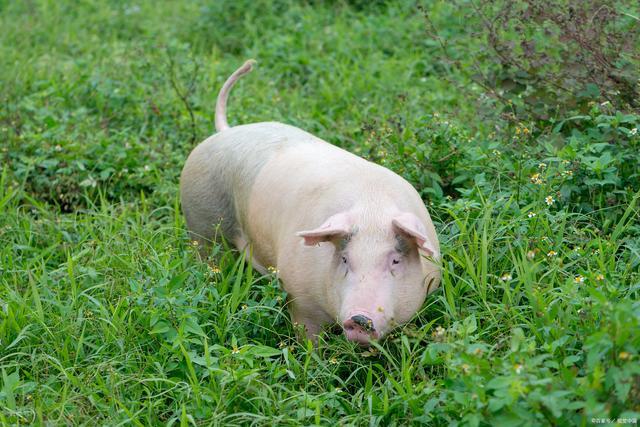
574,275,585,284
596,274,604,281
619,352,631,360
526,250,536,260
545,196,555,206
547,250,557,257
530,173,543,185
231,345,240,355
329,357,338,365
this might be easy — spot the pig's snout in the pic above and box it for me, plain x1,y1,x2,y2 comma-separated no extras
343,314,379,345
351,314,374,331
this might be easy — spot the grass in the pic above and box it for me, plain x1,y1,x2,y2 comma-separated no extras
1,0,639,425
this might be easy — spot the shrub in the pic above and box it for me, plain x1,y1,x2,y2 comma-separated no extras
422,0,640,125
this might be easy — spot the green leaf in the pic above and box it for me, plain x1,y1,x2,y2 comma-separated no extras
150,321,171,335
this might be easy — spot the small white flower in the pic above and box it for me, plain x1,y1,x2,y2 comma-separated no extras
124,4,141,15
500,273,513,281
432,326,446,340
630,128,638,136
528,212,536,218
545,196,555,206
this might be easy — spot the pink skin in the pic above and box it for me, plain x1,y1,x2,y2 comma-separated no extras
297,211,437,346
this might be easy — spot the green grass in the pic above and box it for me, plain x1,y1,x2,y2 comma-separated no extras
1,0,639,425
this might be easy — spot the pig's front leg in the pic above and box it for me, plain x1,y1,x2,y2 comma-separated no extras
289,303,329,344
234,235,268,275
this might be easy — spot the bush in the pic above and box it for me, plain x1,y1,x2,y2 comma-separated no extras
423,0,640,125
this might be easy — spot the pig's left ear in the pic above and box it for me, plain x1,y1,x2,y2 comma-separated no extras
392,212,438,258
296,212,352,246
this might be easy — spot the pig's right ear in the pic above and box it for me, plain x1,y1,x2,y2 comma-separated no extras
296,213,352,246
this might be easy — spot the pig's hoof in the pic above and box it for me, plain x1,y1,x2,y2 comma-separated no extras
343,315,379,345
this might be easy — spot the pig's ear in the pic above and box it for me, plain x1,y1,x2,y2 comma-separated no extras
392,212,438,258
296,212,352,246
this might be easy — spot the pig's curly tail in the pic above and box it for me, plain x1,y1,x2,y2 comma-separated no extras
215,59,256,132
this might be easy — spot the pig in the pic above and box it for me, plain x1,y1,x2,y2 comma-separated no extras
180,60,441,345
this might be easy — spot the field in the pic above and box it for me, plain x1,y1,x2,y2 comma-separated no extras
1,0,639,425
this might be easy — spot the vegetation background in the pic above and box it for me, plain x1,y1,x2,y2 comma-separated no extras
1,0,639,424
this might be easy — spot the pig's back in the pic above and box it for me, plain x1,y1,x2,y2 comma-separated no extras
181,121,424,251
180,122,321,243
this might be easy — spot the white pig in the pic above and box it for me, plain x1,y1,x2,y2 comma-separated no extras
180,60,440,345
